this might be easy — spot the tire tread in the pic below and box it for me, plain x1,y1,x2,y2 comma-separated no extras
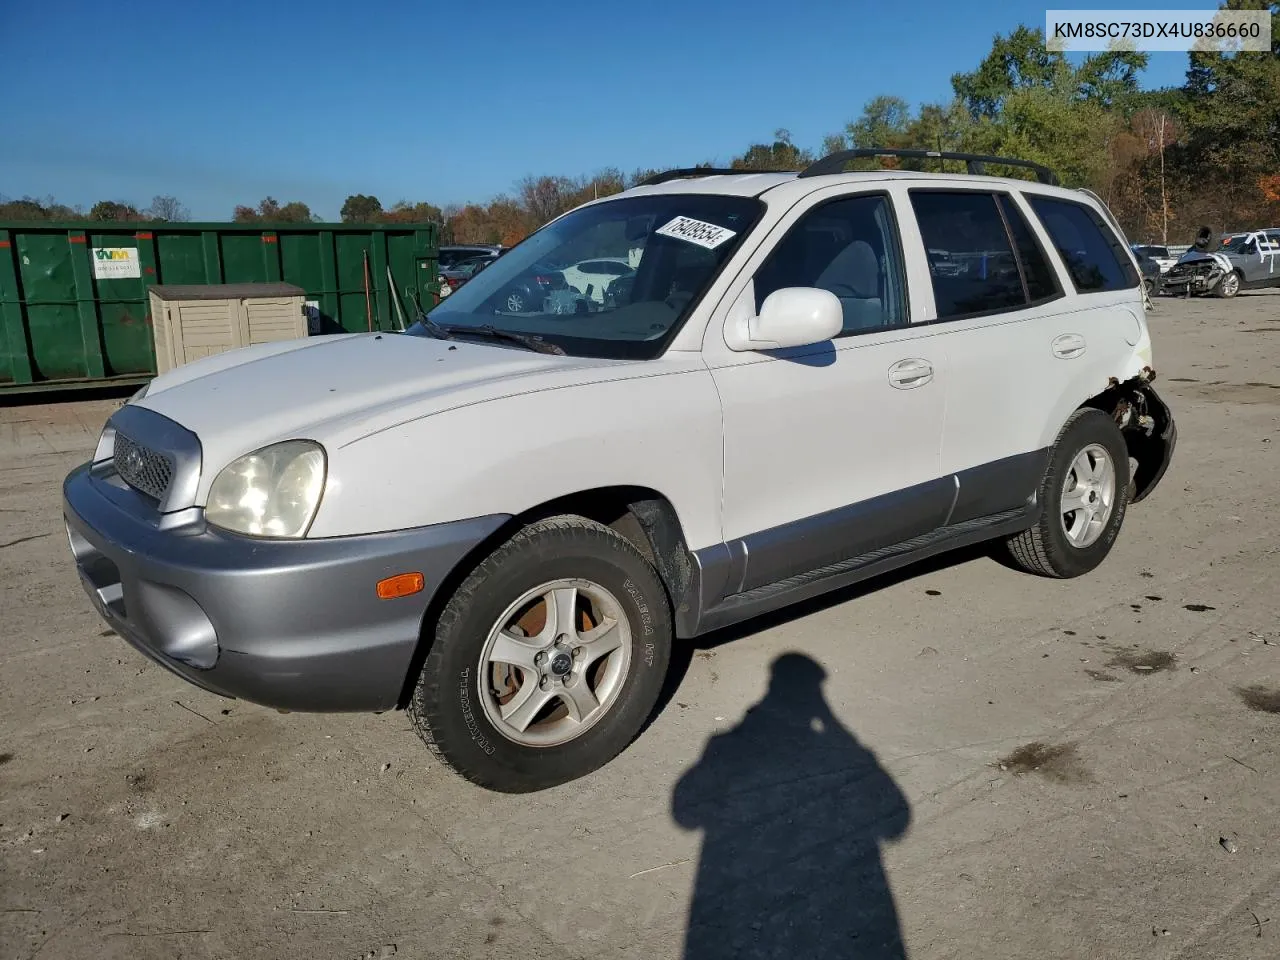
1003,408,1128,579
407,515,664,791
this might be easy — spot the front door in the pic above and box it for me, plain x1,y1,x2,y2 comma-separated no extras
706,188,950,594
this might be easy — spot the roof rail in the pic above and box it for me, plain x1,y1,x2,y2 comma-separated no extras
798,149,1060,185
635,167,798,187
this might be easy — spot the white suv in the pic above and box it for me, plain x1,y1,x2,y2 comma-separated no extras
63,150,1177,793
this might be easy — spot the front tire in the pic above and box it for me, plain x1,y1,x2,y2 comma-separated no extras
408,516,672,793
1002,408,1130,579
1216,271,1241,298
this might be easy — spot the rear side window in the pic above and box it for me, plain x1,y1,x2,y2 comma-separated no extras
1027,196,1139,293
910,191,1026,320
997,195,1059,303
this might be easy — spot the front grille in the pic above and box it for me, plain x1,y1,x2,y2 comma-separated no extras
113,431,175,502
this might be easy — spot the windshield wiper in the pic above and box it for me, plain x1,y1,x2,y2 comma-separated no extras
441,324,566,356
415,315,455,341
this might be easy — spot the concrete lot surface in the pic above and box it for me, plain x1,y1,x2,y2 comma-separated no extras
2,291,1279,960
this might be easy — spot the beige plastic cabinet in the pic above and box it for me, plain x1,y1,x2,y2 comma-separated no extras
148,283,309,374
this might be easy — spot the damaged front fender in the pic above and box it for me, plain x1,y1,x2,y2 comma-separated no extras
1092,368,1177,503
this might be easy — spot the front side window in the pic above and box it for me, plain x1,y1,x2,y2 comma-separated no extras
910,191,1025,320
1027,196,1139,293
412,194,763,360
753,194,907,336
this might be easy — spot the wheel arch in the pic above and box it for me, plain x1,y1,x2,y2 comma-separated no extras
395,485,696,709
1072,371,1176,504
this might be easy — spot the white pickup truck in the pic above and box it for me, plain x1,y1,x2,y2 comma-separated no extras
63,150,1176,793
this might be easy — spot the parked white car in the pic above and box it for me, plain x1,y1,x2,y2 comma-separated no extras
64,150,1176,793
1132,244,1178,274
560,257,635,303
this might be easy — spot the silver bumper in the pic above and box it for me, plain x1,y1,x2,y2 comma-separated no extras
62,462,507,712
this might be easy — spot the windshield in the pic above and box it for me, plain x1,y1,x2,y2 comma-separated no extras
1220,234,1255,253
409,193,763,359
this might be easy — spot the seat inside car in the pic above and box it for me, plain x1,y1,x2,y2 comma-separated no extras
813,238,885,332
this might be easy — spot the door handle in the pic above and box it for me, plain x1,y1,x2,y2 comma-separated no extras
1052,333,1087,359
887,358,934,389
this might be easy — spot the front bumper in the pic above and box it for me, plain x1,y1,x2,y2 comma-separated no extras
1160,269,1220,296
63,462,507,712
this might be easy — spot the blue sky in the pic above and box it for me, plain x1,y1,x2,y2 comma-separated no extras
1,0,1199,221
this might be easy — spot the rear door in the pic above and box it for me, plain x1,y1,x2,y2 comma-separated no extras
903,189,1075,519
905,188,1141,520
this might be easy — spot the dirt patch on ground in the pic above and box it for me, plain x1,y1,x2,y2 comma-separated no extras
1236,685,1280,714
997,742,1091,784
1184,381,1280,405
1106,649,1178,675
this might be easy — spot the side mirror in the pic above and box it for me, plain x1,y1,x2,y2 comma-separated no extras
726,287,843,351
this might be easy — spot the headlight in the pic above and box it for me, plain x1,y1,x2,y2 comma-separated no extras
205,440,327,538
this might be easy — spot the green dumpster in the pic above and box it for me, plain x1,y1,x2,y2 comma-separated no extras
0,220,439,394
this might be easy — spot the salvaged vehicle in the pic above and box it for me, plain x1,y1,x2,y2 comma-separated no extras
1161,228,1280,298
63,149,1177,793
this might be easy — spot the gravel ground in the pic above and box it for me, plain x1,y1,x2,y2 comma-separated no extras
2,289,1278,960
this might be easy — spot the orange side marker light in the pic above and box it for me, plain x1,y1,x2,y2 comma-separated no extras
376,573,424,600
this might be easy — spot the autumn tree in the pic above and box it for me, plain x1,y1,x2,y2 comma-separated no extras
1,195,82,220
1181,0,1280,227
89,200,141,221
381,201,444,224
731,129,813,170
233,197,317,223
1129,108,1184,243
517,175,576,227
146,195,189,221
341,194,383,222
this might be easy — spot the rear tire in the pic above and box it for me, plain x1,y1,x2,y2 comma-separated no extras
1002,408,1130,579
408,516,672,793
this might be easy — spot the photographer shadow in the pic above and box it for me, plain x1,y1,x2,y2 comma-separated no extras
672,653,911,959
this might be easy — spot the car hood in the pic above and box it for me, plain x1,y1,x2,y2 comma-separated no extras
134,332,628,477
1173,251,1233,270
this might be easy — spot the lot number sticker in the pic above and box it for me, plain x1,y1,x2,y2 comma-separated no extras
91,247,141,280
655,216,737,250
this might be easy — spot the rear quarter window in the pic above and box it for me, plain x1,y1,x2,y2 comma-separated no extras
1026,196,1139,293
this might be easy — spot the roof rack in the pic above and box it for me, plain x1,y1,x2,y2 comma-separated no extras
798,149,1059,185
635,167,798,187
